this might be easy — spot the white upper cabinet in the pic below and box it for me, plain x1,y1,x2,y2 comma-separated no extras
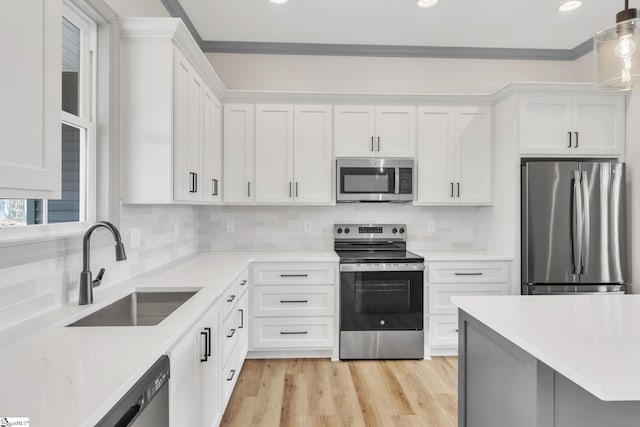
293,105,333,204
202,89,222,203
251,105,333,204
416,106,491,205
119,19,225,204
255,105,295,203
224,104,255,203
519,94,625,156
0,0,61,198
334,105,415,157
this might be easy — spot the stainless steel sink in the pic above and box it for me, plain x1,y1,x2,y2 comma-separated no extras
67,290,199,327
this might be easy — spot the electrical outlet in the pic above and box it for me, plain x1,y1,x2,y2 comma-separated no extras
427,220,436,233
226,220,235,233
303,220,312,233
130,228,141,249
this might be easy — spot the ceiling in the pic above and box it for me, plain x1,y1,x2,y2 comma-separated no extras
172,0,629,52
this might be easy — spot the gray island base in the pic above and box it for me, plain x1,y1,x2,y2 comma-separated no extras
458,310,640,427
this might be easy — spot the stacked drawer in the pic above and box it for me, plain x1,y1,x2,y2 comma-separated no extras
428,261,510,355
221,269,249,406
250,262,336,350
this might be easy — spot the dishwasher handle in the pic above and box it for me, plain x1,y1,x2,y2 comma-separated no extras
115,403,141,427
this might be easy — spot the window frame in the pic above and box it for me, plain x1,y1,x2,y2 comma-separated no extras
0,0,106,246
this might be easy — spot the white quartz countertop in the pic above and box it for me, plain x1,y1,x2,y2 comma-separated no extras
0,251,338,427
408,249,513,261
452,295,640,401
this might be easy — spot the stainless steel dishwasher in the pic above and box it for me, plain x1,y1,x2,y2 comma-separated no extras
96,355,170,427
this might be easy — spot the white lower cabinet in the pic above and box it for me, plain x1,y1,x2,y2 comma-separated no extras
249,262,337,354
168,268,249,427
427,260,511,356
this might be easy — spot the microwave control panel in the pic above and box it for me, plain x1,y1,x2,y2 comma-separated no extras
399,168,413,194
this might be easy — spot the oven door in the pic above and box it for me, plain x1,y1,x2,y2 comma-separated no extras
340,269,423,331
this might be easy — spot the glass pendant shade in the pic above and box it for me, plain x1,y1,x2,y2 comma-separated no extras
595,18,640,91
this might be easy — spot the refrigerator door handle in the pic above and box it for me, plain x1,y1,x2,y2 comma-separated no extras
581,170,590,275
571,171,584,275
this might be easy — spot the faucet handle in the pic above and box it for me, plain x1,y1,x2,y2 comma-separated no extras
93,268,106,287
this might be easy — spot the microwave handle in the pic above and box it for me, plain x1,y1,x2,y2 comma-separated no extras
394,167,400,195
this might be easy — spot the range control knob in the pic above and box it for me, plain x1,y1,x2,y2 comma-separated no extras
337,228,343,234
380,319,386,325
392,227,398,234
344,227,350,234
399,227,405,234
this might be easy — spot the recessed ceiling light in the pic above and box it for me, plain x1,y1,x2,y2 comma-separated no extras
269,0,288,4
417,0,438,8
558,1,582,12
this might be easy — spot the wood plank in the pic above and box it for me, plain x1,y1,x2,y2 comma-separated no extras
221,357,458,427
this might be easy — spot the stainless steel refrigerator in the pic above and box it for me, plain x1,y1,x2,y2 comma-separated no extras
521,159,627,295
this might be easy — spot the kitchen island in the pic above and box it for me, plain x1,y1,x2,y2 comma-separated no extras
453,295,640,427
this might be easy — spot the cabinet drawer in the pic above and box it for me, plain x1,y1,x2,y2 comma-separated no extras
222,281,239,319
429,315,459,347
222,310,238,364
252,286,334,317
222,346,238,406
252,262,335,285
252,317,334,349
237,269,249,298
428,262,509,284
429,283,508,315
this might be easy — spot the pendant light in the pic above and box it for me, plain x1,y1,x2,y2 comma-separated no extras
594,0,640,91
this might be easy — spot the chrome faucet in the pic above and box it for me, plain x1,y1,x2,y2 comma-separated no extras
79,221,127,305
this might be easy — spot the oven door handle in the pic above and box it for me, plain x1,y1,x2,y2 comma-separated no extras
339,263,425,272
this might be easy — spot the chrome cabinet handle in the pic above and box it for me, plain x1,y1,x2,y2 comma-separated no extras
454,272,483,276
280,300,309,303
280,331,308,335
205,327,212,357
280,274,308,278
295,182,299,198
450,182,454,198
227,369,236,381
212,179,218,196
574,131,579,148
568,131,572,148
371,136,374,151
240,280,247,286
377,136,381,152
247,182,251,197
227,294,236,303
457,182,460,197
227,328,236,338
238,309,244,329
189,172,198,193
289,182,292,197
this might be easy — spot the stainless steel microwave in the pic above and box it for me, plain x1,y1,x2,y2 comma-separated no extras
336,158,414,202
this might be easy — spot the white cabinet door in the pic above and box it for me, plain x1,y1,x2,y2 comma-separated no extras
237,291,249,364
571,95,625,155
202,89,222,203
456,107,491,204
198,304,220,427
375,106,416,157
334,105,376,157
224,104,255,203
169,329,198,427
0,0,61,198
519,95,572,155
173,50,203,202
416,107,456,204
255,105,294,203
293,105,333,204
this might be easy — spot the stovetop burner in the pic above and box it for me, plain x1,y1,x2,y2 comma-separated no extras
333,224,423,264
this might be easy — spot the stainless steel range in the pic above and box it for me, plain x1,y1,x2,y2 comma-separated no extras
335,224,425,360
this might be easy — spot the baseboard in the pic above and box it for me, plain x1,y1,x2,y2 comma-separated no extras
429,346,458,357
247,349,334,359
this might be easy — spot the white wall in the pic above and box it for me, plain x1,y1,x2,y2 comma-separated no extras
207,53,588,93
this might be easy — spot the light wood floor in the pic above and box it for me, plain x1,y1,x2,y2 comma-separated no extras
220,357,458,427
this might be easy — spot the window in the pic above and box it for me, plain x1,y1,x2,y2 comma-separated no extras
0,2,96,229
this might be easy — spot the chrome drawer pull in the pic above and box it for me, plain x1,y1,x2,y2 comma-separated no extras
280,300,308,304
240,280,247,286
227,328,236,338
454,272,483,276
280,274,309,278
280,331,308,335
227,369,236,381
227,294,236,302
